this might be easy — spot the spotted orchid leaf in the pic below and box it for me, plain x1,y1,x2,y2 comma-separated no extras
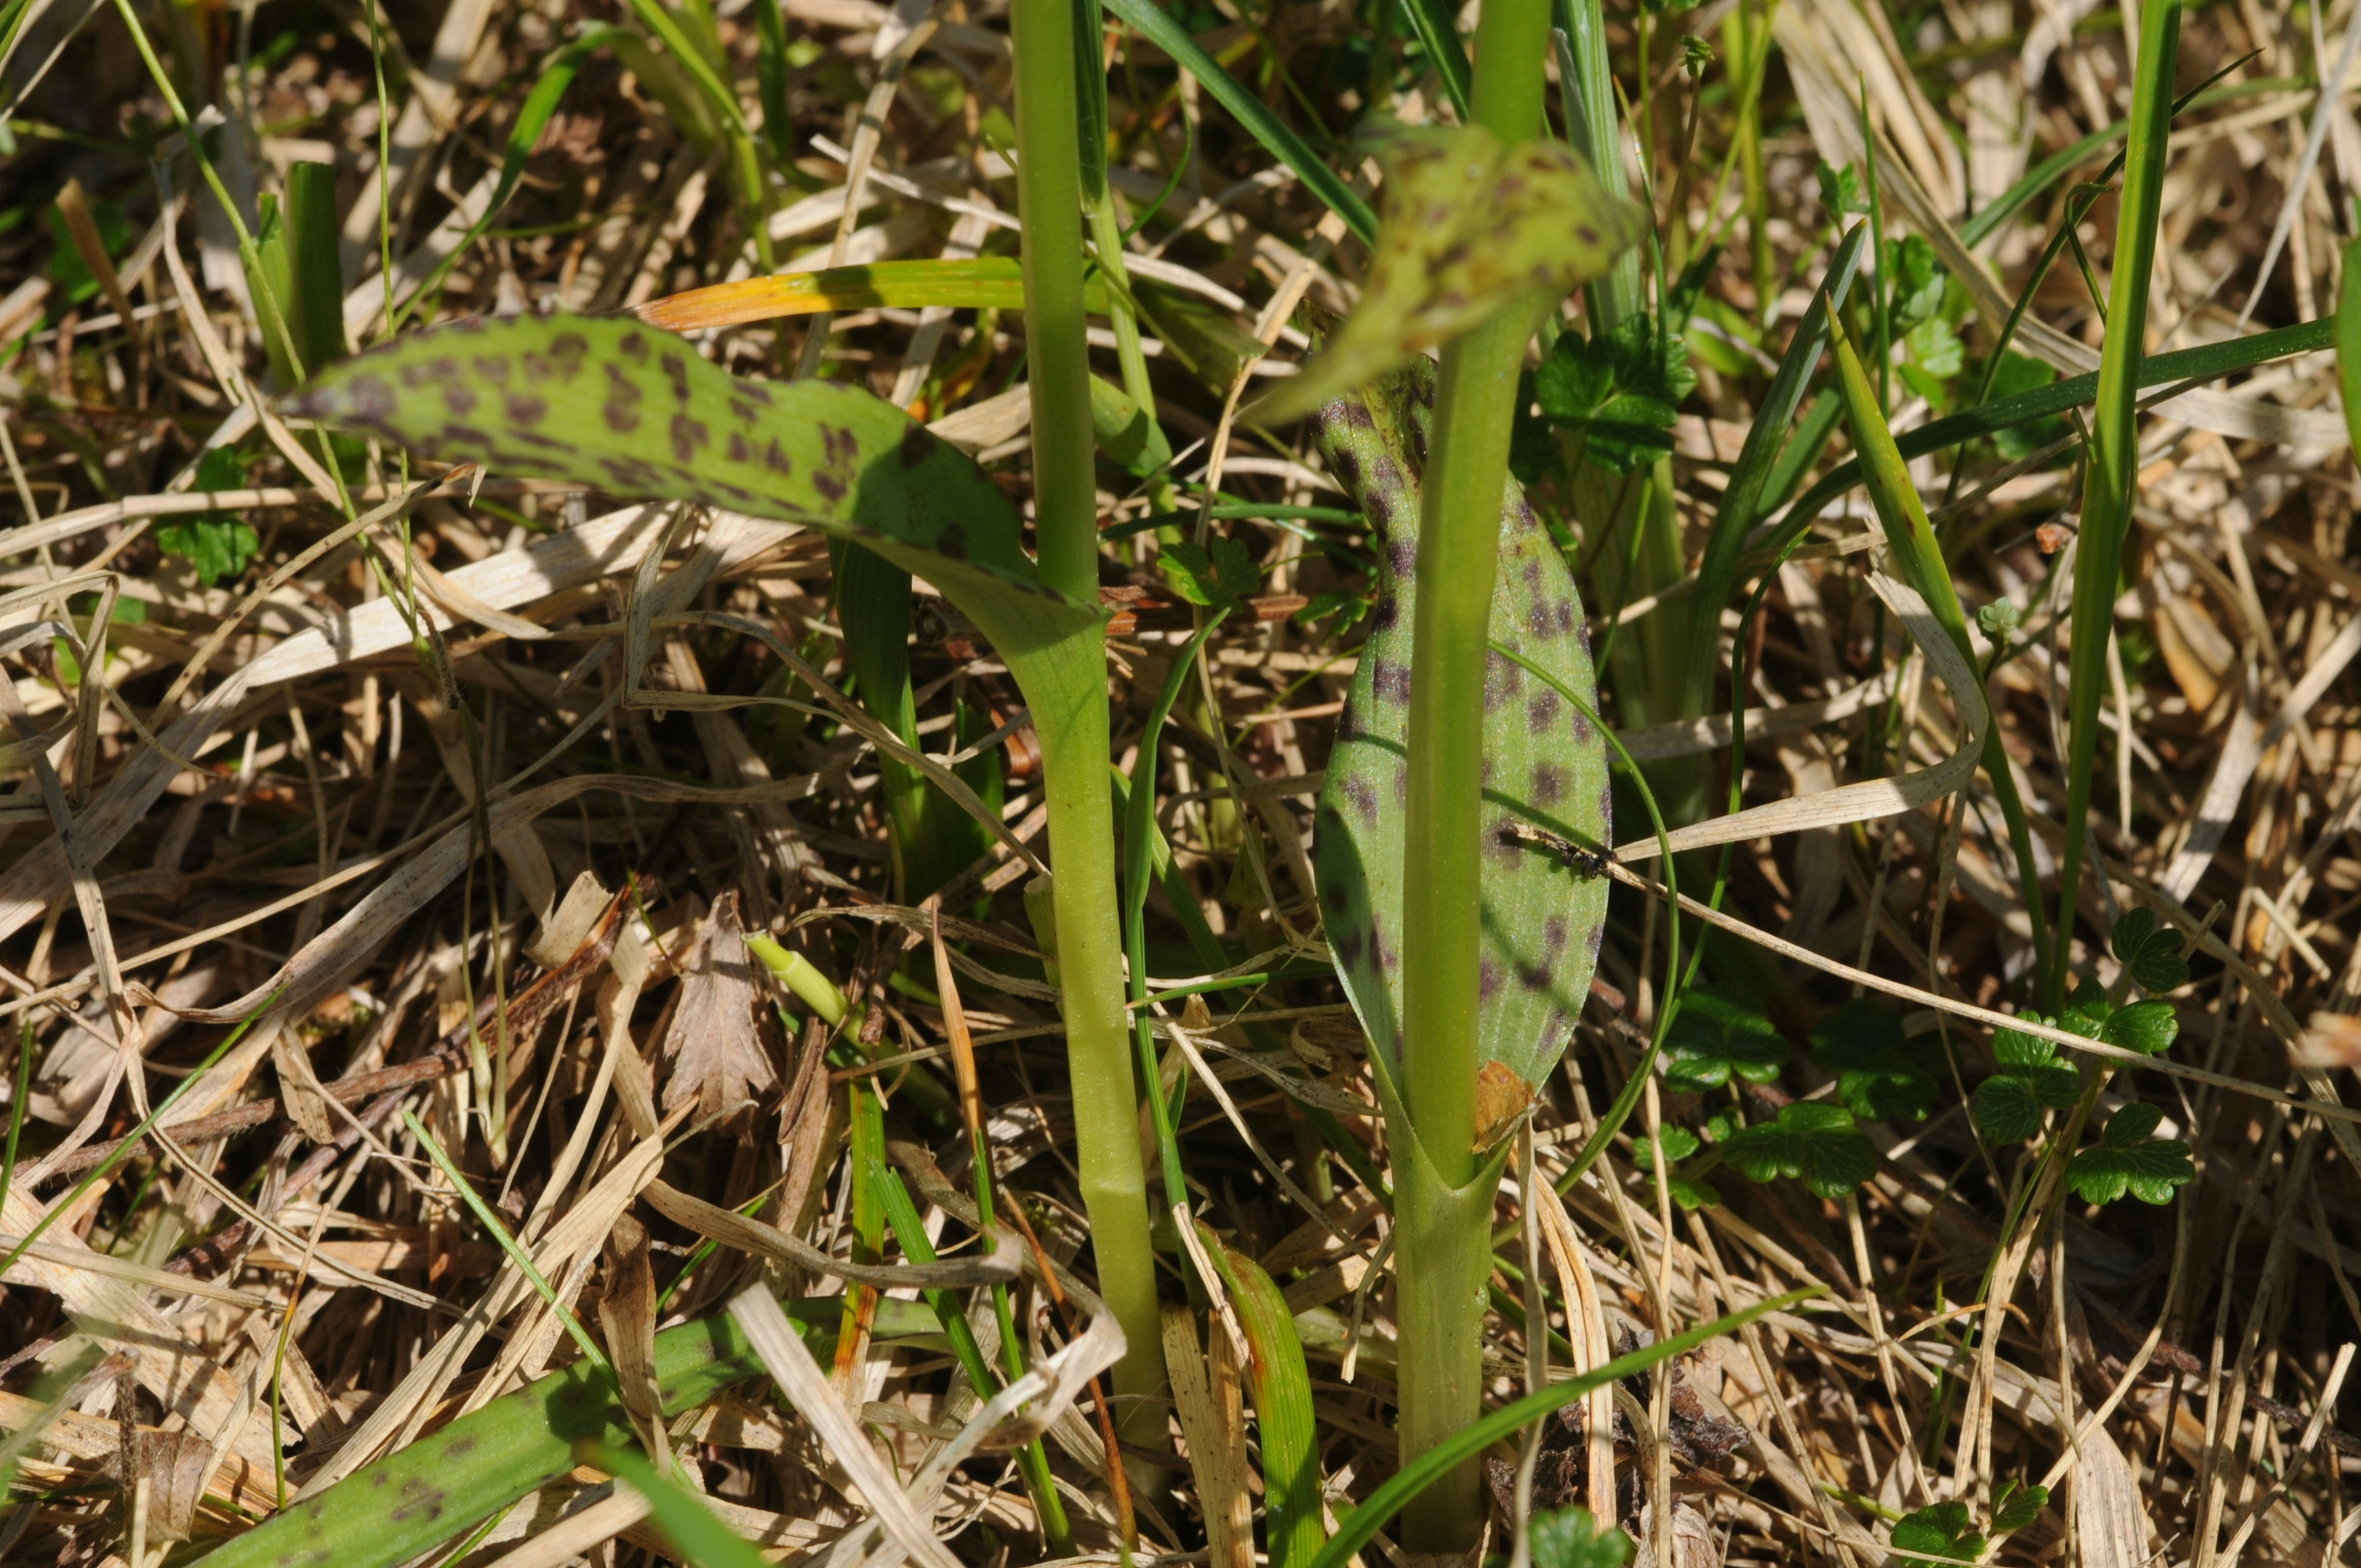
283,313,1104,685
1253,124,1649,424
1311,356,1611,1099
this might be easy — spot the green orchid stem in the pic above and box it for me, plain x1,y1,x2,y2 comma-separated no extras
1010,0,1171,1453
1395,0,1557,1547
2055,0,2180,1006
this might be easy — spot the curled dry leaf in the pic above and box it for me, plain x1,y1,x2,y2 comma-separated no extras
659,891,779,1128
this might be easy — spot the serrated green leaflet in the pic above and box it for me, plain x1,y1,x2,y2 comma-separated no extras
1310,357,1611,1097
1661,985,1788,1093
1254,124,1647,424
1890,1500,1984,1562
2111,906,2191,993
1719,1102,1876,1199
2067,1102,2194,1205
285,313,1103,691
1810,998,1939,1122
1972,1018,2084,1141
1526,1506,1632,1568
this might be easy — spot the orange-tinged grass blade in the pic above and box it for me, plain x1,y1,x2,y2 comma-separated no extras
633,258,1109,333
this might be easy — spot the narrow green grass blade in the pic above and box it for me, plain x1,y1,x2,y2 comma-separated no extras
1765,316,2332,551
2338,238,2361,454
1100,0,1377,245
1202,1234,1327,1568
1298,1287,1823,1568
389,26,623,331
1311,359,1611,1099
583,1444,769,1568
1,990,280,1279
2055,0,2181,1001
1393,0,1473,120
1680,221,1867,704
404,1108,612,1377
1823,307,2056,1009
1126,614,1227,1212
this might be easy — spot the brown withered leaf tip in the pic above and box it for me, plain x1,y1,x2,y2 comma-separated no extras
659,890,779,1127
1473,1059,1538,1151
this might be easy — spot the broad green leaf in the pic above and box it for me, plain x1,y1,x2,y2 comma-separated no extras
1254,123,1647,423
1310,356,1611,1096
1991,1480,2049,1533
196,1304,860,1568
1205,1234,1327,1568
1526,1506,1633,1568
2067,1104,2193,1205
1662,985,1788,1094
285,314,1103,686
1810,998,1939,1122
1720,1102,1876,1199
1890,1500,1984,1562
2111,906,2191,993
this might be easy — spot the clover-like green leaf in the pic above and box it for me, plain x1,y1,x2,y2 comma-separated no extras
1628,1123,1721,1208
2111,906,2191,993
1990,1479,2049,1534
1890,1500,1984,1563
1312,357,1610,1100
1161,536,1263,610
1663,986,1789,1094
159,446,264,586
1887,235,1949,329
1526,1506,1633,1568
1720,1102,1876,1199
2066,1103,2194,1205
1530,316,1697,474
1254,123,1647,423
2097,998,2178,1055
1809,998,1938,1122
1973,1018,2084,1142
1816,159,1867,219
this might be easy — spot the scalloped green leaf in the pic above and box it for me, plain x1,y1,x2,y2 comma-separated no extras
1526,1506,1633,1568
1310,357,1611,1097
2111,906,2191,993
1720,1102,1876,1199
1663,985,1789,1094
2098,998,2178,1055
1809,998,1938,1122
1991,1479,2049,1533
283,313,1103,682
2067,1105,2193,1205
1970,1073,2050,1144
1890,1500,1984,1562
